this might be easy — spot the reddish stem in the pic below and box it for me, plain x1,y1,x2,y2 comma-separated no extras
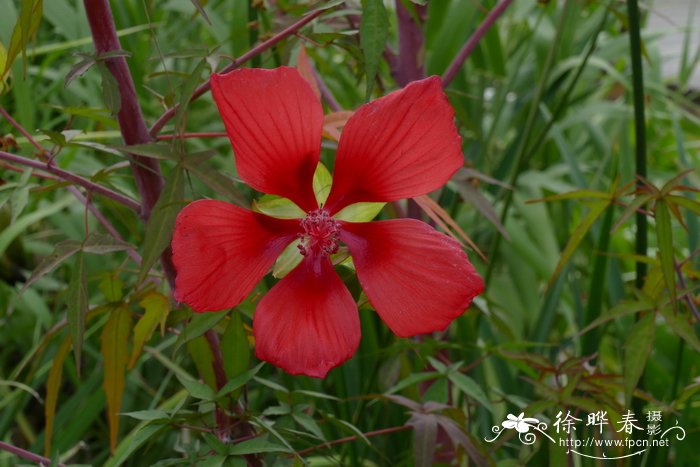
148,8,327,137
83,0,163,219
0,106,47,155
0,440,64,467
441,0,513,87
294,425,412,457
394,0,426,86
83,0,176,287
0,150,141,211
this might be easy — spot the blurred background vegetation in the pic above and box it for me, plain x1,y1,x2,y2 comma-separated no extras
0,0,698,465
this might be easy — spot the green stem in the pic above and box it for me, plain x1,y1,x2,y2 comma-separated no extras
627,0,648,288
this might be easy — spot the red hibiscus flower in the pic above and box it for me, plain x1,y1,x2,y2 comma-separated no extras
171,67,483,378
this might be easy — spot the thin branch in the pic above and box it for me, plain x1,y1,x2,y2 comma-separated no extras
156,131,227,141
441,0,513,87
84,0,164,219
312,66,341,112
1,106,141,264
0,440,64,467
0,106,48,155
0,150,141,212
294,425,412,457
148,8,328,137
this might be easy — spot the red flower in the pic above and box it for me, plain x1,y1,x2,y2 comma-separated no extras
172,67,483,378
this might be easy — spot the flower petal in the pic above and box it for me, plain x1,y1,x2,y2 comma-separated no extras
172,200,298,312
340,219,483,337
325,76,463,213
211,67,323,212
253,256,360,378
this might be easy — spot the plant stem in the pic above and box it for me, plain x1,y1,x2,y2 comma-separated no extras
83,0,163,220
441,0,513,87
0,150,141,212
83,0,176,288
0,440,63,467
0,106,48,155
627,0,648,287
394,0,426,86
148,8,327,137
294,425,412,457
156,131,228,141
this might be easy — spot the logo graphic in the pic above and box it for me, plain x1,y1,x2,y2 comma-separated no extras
485,410,686,460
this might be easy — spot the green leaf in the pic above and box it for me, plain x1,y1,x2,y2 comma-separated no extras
174,57,209,130
292,412,326,441
334,202,385,222
65,55,96,88
360,0,389,100
1,0,42,79
44,336,72,457
188,0,211,25
101,305,132,453
447,371,493,413
83,232,134,254
659,307,700,353
624,312,655,406
99,274,124,303
176,373,216,401
655,199,676,305
187,335,217,390
272,239,303,279
578,297,654,336
666,194,700,216
66,251,88,374
184,158,246,205
138,165,185,284
216,362,265,399
120,409,169,421
407,413,438,467
220,312,251,399
129,292,170,368
252,195,305,219
0,195,72,258
549,200,609,285
20,239,81,293
97,62,121,115
228,438,289,456
313,162,332,206
385,372,439,395
174,309,228,353
9,167,32,224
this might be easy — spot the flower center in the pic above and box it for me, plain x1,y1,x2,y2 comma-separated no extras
297,208,340,257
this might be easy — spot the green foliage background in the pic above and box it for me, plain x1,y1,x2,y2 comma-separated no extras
0,0,699,465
